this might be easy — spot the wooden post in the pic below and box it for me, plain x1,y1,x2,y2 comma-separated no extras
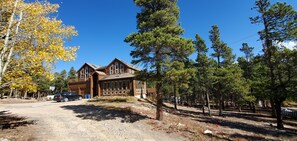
133,80,136,96
90,75,93,98
97,81,101,97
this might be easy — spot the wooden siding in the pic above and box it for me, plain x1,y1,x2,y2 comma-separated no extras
68,58,147,98
68,81,88,96
105,60,127,75
77,64,96,80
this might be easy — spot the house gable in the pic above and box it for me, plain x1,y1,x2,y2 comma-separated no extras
68,58,147,98
77,63,97,80
104,58,140,75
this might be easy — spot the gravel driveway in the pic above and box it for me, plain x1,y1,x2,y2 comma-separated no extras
0,100,185,141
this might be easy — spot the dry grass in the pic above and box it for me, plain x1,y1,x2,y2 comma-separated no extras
283,100,297,107
87,97,297,141
0,98,38,104
87,97,210,140
89,96,137,103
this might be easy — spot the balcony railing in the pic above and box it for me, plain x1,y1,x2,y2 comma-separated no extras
102,89,130,96
68,78,87,83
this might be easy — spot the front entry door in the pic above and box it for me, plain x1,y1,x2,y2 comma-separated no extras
92,73,98,97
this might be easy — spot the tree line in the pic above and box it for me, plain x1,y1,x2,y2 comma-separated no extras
1,67,77,99
125,0,297,129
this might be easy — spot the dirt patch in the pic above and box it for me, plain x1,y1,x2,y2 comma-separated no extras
0,98,39,104
1,100,184,141
87,97,208,140
60,104,150,123
1,97,296,141
0,111,37,141
88,96,297,141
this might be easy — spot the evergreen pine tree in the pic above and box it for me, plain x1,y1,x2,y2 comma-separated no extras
251,0,297,129
68,67,77,80
125,0,194,120
194,34,212,116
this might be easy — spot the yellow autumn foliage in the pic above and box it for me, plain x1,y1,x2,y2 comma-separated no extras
1,0,78,92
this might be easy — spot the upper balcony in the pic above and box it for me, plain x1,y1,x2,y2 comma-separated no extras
68,78,87,83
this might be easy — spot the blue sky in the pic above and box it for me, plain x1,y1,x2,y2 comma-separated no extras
49,0,297,73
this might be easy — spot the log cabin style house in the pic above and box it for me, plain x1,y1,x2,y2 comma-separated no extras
68,58,146,98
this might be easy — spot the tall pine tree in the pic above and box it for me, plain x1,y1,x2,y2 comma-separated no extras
238,43,256,112
251,0,297,129
68,67,77,80
194,34,212,116
125,0,194,120
209,25,233,116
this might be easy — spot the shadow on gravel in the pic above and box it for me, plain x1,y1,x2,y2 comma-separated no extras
152,101,297,140
195,116,297,139
61,105,149,123
0,111,36,130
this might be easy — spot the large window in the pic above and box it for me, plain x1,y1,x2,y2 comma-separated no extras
110,65,114,74
85,67,88,79
80,68,84,79
120,64,124,73
115,62,119,74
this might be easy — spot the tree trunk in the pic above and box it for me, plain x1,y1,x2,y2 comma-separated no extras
222,96,225,110
24,90,27,99
0,0,21,84
270,98,276,117
173,83,177,110
156,82,163,120
202,91,205,114
38,91,40,99
219,88,223,116
15,89,18,98
262,100,265,108
186,93,189,106
275,100,284,129
238,103,242,112
252,102,256,113
9,88,13,97
206,88,211,116
155,53,163,120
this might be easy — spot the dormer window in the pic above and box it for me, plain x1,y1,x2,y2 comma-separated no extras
80,68,84,79
110,65,114,74
120,64,124,73
85,67,89,79
115,62,119,74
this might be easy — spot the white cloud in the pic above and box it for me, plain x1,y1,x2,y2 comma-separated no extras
277,41,297,50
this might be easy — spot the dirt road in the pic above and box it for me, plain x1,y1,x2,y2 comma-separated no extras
0,100,185,141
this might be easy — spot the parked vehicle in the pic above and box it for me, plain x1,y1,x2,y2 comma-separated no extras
53,92,82,102
281,107,297,118
46,95,55,100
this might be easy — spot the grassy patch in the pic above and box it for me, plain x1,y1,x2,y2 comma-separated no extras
88,96,137,103
283,100,297,107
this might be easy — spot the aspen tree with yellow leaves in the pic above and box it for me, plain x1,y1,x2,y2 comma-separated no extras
0,0,78,95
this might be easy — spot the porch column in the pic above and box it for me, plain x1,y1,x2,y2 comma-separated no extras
132,80,136,96
90,75,93,98
78,87,81,95
98,81,101,97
